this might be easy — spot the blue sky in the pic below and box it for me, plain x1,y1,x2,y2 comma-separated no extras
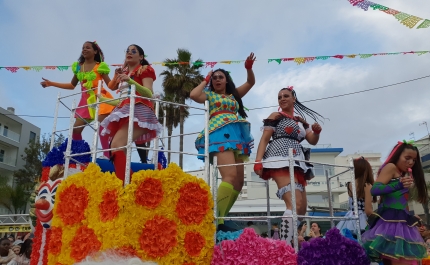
1,0,430,170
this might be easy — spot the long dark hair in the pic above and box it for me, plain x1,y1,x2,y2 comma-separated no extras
380,143,428,203
78,41,105,64
123,44,149,70
209,69,247,118
19,239,32,258
353,157,377,202
280,88,324,123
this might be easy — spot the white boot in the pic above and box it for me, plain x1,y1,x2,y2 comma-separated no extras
280,209,293,245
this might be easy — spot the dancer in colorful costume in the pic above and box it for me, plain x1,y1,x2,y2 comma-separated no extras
99,44,162,183
190,52,256,232
362,141,428,264
336,157,376,237
40,41,114,158
254,86,323,244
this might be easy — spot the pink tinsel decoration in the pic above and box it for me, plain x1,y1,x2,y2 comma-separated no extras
211,228,297,265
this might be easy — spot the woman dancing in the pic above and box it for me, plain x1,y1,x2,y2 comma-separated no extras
336,157,376,237
40,41,114,158
190,53,256,232
362,141,428,264
99,44,162,183
254,86,323,244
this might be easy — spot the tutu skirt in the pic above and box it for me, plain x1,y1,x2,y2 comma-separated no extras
100,103,162,144
361,207,427,262
195,122,253,163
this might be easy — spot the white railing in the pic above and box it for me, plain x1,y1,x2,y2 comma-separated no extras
0,214,30,225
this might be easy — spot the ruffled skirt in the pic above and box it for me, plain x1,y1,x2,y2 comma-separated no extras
361,207,427,262
336,210,368,235
100,103,163,144
76,86,114,120
195,122,254,163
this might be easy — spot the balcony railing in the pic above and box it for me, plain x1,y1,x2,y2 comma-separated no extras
0,155,17,167
0,128,20,142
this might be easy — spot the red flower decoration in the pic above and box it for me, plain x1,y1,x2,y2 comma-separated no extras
184,232,206,256
215,102,221,108
285,127,294,134
236,144,243,150
41,167,50,182
99,190,119,222
30,222,43,265
56,184,89,225
218,146,225,152
176,182,210,225
139,216,177,258
70,226,102,262
48,227,63,255
135,178,164,209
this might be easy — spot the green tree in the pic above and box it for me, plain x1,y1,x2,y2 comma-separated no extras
160,49,204,167
408,180,430,225
0,175,29,214
13,133,65,190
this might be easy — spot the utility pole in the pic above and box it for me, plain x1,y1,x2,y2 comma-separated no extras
410,132,415,141
419,121,430,141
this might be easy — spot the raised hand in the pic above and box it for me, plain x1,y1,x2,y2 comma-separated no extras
204,70,213,83
40,77,51,88
244,52,256,69
312,123,322,134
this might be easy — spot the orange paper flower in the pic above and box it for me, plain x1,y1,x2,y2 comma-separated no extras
184,232,206,257
139,216,177,258
48,227,63,255
70,226,102,262
99,190,119,222
56,184,89,225
176,182,210,225
135,178,164,209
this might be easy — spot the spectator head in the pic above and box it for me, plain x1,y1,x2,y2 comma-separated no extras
0,237,11,255
19,239,33,258
11,245,21,255
7,235,14,243
247,221,253,226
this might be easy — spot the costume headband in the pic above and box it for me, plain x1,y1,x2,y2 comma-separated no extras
281,86,294,91
91,40,104,62
379,140,417,174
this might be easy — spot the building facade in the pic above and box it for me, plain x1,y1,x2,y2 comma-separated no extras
0,106,41,213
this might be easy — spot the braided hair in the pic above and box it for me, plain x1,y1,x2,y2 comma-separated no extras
210,69,247,118
280,87,324,123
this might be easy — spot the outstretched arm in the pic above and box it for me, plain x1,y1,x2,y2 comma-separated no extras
236,52,256,98
190,71,212,104
371,163,413,196
40,75,78,90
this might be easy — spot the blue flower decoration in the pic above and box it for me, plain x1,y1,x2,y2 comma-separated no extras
158,147,167,169
42,139,91,167
216,229,244,243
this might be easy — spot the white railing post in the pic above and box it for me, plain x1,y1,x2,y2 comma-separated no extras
348,157,361,242
91,80,102,162
63,100,76,179
50,92,61,149
204,100,210,185
289,148,299,252
124,85,136,186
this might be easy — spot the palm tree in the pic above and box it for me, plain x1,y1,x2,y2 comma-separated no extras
157,92,189,164
0,176,30,214
408,180,430,225
160,49,204,168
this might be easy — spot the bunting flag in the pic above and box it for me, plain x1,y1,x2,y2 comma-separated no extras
348,0,430,29
0,49,429,73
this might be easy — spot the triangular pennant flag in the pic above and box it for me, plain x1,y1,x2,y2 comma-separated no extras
220,61,232,64
45,66,56,70
356,0,375,11
316,56,330,60
333,55,344,59
387,52,400,55
394,12,411,21
383,8,400,15
32,66,43,72
205,62,217,68
193,61,204,67
0,67,3,70
304,57,315,63
401,16,422,28
416,51,429,56
417,19,430,29
359,54,373,59
349,0,364,6
268,59,282,64
282,58,294,62
22,66,31,71
346,54,357,58
294,57,306,65
230,61,242,64
370,4,388,11
5,67,19,73
57,66,69,71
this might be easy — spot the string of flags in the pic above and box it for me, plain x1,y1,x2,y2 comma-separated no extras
0,49,429,73
348,0,430,29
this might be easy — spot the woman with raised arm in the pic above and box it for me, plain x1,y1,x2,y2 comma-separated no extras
190,53,256,232
99,44,162,183
253,86,324,244
40,41,114,158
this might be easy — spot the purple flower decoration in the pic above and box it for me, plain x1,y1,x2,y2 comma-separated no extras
298,228,370,265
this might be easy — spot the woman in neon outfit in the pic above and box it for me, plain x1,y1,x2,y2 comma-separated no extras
99,44,162,183
40,41,114,158
190,52,256,232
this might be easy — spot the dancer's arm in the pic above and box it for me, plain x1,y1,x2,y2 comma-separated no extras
101,74,111,89
254,112,278,176
371,163,413,196
97,95,120,106
40,76,78,90
128,78,153,98
305,123,321,145
236,52,256,98
190,70,212,104
364,184,374,216
108,68,122,90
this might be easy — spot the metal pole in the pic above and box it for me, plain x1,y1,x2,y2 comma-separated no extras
265,180,271,238
289,148,299,252
325,169,335,228
64,100,76,179
124,85,136,186
91,80,102,162
162,108,166,146
152,100,160,167
348,157,361,242
212,156,218,244
50,92,61,149
204,100,210,185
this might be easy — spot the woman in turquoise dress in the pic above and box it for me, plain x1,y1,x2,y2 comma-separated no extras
362,141,428,264
190,52,256,232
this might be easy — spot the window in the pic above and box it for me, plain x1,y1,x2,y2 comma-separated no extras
0,149,4,163
3,126,8,137
29,131,36,142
